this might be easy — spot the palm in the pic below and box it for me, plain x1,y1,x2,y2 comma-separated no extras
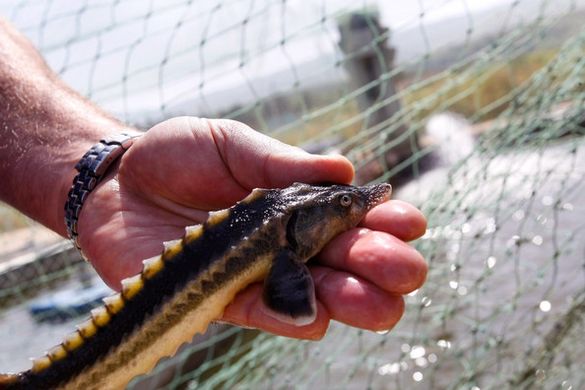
77,117,428,339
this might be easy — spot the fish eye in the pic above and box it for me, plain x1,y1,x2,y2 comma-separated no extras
339,194,352,207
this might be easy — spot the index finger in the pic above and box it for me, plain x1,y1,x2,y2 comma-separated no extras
359,199,427,242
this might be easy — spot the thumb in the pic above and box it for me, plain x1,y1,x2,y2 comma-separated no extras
263,149,355,188
211,119,355,189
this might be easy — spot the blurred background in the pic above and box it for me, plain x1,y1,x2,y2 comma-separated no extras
1,0,584,388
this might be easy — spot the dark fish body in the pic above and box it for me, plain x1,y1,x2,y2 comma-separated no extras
0,182,391,390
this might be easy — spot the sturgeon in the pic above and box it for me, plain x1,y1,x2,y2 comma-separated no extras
0,182,391,389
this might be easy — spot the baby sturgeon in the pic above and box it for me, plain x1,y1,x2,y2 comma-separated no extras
0,182,391,390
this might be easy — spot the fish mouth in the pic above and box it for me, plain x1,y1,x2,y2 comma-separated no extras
361,183,392,210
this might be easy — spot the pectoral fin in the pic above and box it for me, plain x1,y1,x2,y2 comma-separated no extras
262,250,317,326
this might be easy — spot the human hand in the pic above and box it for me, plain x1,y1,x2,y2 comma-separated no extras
78,117,427,339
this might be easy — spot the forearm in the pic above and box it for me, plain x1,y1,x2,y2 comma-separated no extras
0,17,136,236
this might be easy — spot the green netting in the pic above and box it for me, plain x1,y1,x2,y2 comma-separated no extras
1,0,585,389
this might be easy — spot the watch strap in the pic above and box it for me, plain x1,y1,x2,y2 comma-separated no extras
64,132,140,258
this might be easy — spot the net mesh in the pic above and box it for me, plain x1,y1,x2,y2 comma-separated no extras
1,0,585,389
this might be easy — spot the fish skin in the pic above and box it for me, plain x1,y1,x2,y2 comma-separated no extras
0,182,391,390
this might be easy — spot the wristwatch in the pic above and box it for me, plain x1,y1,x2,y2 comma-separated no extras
64,132,141,258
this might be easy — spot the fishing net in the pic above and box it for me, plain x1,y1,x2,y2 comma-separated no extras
1,0,584,389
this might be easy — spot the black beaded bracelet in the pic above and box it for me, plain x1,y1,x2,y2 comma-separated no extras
64,132,140,259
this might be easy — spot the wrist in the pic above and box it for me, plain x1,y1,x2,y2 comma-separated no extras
17,127,137,238
64,132,141,253
51,117,140,238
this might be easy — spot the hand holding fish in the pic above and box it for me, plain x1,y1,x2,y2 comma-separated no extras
79,117,428,340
